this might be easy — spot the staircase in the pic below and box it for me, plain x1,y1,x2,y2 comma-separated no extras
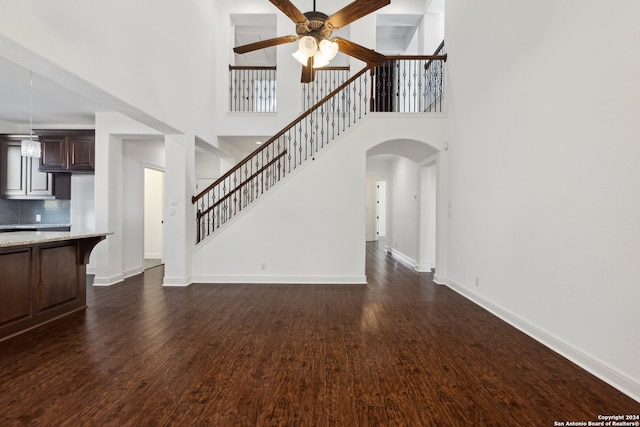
193,44,447,243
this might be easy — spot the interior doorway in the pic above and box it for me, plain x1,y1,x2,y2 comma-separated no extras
144,167,165,269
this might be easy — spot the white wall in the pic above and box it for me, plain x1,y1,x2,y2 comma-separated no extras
446,0,640,400
195,150,222,194
70,174,96,271
192,125,368,284
388,156,419,264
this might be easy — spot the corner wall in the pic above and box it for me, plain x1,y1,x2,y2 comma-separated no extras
446,0,640,400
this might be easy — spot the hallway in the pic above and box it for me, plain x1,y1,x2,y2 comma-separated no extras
0,243,638,425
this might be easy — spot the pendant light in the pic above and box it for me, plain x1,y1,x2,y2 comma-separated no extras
21,70,41,158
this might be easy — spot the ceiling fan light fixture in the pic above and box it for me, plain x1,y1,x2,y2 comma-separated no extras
319,39,339,60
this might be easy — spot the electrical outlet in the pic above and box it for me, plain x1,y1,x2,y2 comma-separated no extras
475,277,480,287
35,214,41,223
261,263,267,271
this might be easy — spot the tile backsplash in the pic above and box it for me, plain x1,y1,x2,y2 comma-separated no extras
0,199,71,225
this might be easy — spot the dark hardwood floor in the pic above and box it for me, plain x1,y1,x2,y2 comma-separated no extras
1,242,638,426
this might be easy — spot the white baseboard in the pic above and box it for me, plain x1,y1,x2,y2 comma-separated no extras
144,252,162,259
387,248,417,268
432,273,446,285
442,276,640,403
162,276,192,287
190,275,367,285
92,273,124,286
414,263,433,273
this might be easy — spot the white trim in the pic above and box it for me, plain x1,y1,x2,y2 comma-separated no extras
92,273,124,286
190,275,367,285
414,263,433,273
387,247,417,268
162,276,192,287
432,273,446,285
123,266,143,279
441,276,640,403
144,252,162,259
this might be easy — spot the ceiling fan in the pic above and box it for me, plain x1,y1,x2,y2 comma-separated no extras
233,0,389,83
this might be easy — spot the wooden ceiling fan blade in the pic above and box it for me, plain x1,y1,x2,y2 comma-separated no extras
301,56,315,83
326,0,390,30
233,36,298,54
334,38,385,66
269,0,308,24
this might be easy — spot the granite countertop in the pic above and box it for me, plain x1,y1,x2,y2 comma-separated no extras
0,224,71,230
0,231,112,248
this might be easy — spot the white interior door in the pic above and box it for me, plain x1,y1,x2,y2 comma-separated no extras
144,167,165,263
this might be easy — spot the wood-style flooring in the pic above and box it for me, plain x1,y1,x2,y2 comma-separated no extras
1,242,638,426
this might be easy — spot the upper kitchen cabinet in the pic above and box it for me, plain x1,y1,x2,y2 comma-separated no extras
0,139,57,199
37,130,95,173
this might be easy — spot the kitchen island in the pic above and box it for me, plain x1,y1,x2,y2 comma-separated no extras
0,231,109,341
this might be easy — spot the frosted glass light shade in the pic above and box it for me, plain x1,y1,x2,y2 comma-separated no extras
21,139,41,158
292,49,310,66
312,50,330,68
319,39,339,60
298,36,318,56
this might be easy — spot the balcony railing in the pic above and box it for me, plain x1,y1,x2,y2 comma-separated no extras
373,41,446,113
229,66,277,112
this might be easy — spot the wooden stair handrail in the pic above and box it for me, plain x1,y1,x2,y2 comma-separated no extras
196,150,288,219
229,65,277,71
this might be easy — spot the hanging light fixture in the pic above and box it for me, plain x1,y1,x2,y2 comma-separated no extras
21,70,41,158
292,36,340,69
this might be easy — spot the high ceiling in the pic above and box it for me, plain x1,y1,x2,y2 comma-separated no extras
0,0,444,133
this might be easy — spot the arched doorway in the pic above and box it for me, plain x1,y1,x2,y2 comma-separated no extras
366,139,440,273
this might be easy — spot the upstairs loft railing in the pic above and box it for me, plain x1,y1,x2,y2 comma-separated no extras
373,41,447,113
229,41,446,114
229,65,277,112
198,45,447,242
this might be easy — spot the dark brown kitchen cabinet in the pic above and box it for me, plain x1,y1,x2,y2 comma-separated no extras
37,130,95,173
